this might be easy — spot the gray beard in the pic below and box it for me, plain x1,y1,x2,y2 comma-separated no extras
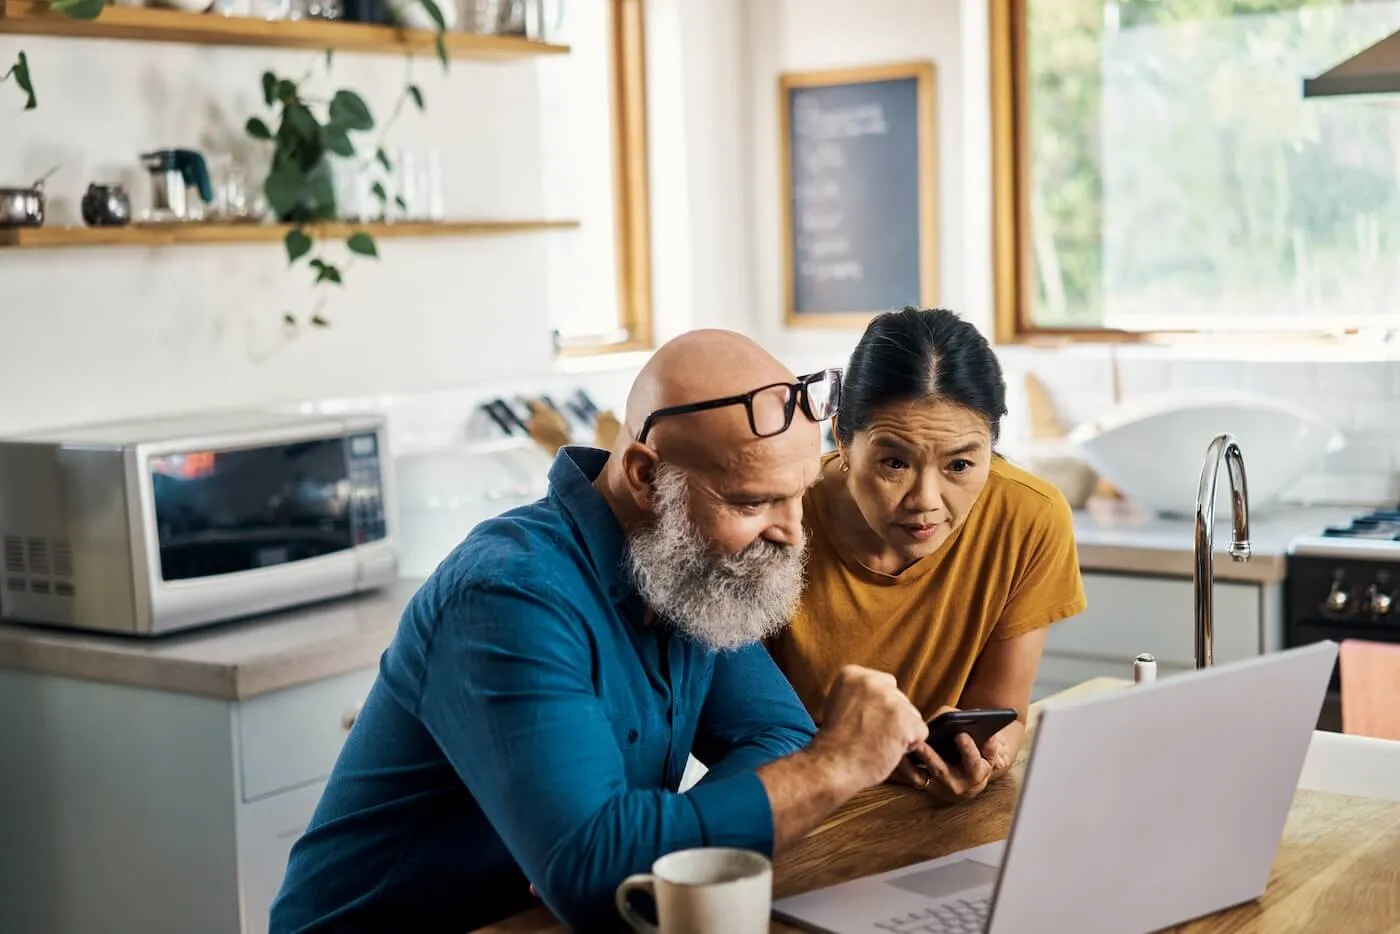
625,464,806,652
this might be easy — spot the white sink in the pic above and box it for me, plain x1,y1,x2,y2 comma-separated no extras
1065,390,1346,517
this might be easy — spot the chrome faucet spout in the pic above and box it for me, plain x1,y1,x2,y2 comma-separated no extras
1194,433,1252,669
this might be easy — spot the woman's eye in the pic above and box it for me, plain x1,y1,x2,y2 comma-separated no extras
948,459,973,474
881,457,909,471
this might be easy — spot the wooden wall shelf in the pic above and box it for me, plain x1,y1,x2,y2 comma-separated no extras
0,1,570,59
0,218,580,249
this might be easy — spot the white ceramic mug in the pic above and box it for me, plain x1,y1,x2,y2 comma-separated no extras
614,847,773,933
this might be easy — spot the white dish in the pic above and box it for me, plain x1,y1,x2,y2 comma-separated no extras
1065,390,1345,517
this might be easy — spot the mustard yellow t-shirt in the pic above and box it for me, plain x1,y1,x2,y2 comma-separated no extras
769,454,1087,722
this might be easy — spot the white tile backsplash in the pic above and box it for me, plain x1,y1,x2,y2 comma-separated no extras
1315,362,1396,397
1001,346,1400,508
1168,361,1246,390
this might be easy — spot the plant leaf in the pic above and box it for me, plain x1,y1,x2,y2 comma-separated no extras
261,71,277,107
375,148,392,173
435,33,449,71
49,0,105,19
308,167,336,220
7,52,36,111
324,49,334,69
407,84,425,112
284,102,320,142
283,312,298,327
320,126,355,157
276,78,298,103
394,195,407,211
264,168,302,217
418,0,447,31
370,181,387,203
315,264,344,285
245,117,273,141
328,90,373,132
346,232,378,258
310,314,331,328
284,228,313,265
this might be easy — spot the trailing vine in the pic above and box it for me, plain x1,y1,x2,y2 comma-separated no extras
6,0,451,334
4,0,104,108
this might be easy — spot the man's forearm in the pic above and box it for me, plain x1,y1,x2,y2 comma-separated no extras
756,745,864,853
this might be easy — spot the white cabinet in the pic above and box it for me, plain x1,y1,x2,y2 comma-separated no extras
1033,571,1283,700
0,665,375,934
237,781,329,934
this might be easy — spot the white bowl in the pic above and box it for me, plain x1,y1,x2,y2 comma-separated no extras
1065,390,1346,517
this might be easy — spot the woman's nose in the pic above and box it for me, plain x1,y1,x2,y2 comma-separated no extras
905,472,942,513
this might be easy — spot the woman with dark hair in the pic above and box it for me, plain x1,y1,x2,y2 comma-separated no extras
767,307,1086,803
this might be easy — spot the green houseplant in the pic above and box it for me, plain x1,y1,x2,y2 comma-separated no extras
6,0,451,330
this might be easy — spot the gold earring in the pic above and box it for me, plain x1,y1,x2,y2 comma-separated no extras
840,460,850,473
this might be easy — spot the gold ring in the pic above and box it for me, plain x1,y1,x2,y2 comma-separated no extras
922,773,932,788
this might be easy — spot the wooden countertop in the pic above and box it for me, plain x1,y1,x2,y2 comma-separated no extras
1072,501,1358,584
0,578,420,700
477,678,1400,934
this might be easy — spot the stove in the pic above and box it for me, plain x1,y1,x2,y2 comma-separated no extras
1286,508,1400,691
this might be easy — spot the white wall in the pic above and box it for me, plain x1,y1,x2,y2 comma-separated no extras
0,10,628,435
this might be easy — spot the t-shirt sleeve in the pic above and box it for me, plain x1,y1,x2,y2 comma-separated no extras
992,488,1087,640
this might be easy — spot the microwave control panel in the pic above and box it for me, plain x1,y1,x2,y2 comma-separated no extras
348,432,388,545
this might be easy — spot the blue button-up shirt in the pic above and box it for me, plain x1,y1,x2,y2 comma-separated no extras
270,448,817,933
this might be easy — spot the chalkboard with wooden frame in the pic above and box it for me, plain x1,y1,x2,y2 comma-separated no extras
778,61,938,328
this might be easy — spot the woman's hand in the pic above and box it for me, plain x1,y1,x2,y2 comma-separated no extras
889,705,1015,803
903,734,993,803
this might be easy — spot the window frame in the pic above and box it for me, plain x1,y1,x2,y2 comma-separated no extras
988,0,1376,346
554,0,655,357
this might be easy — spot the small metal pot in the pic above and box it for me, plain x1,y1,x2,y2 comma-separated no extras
0,185,44,228
82,183,132,227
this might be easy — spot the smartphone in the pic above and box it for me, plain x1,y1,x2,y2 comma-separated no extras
923,707,1019,767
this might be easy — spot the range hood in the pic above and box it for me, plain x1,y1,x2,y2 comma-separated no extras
1303,29,1400,97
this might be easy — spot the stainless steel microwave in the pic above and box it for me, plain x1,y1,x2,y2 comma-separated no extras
0,410,399,636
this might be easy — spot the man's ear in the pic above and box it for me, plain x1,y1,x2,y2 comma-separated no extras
618,442,660,510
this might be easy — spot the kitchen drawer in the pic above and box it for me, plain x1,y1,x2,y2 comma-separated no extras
236,666,379,802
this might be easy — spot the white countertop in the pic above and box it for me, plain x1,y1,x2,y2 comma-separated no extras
0,579,420,701
1073,500,1359,584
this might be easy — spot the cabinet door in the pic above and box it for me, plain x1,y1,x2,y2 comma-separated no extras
236,780,327,934
1033,572,1262,698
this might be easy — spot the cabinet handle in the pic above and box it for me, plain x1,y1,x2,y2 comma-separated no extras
342,700,365,732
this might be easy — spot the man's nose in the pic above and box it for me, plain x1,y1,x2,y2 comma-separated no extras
762,497,805,547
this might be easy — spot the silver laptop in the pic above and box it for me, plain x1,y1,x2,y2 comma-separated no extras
772,640,1338,934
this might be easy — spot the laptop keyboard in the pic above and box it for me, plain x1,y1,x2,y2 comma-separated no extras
875,894,990,933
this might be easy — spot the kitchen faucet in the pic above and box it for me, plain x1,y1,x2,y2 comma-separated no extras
1194,433,1252,669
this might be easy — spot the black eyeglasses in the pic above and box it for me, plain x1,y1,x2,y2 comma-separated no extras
636,368,842,445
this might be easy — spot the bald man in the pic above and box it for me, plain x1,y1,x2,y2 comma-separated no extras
270,331,928,933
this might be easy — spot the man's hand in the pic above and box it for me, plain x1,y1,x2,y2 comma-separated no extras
757,665,926,852
808,665,929,791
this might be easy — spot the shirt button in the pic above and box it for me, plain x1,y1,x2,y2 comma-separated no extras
627,729,639,744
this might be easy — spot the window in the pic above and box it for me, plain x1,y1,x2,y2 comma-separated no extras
992,0,1400,341
546,0,653,355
